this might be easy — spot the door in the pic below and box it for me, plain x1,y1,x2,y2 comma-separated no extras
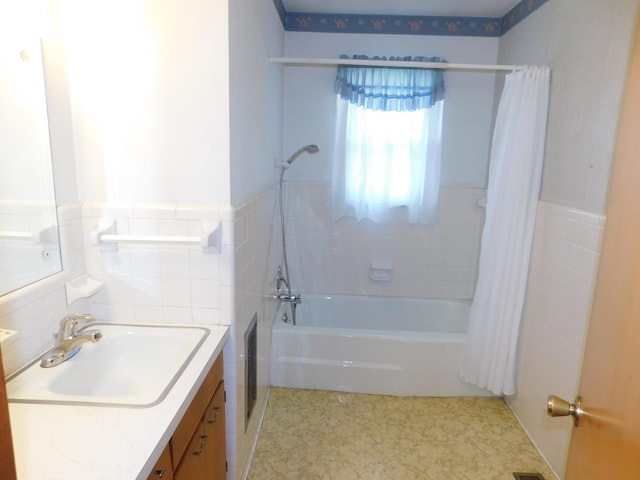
562,20,640,479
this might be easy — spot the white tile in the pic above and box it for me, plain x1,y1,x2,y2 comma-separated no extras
157,219,189,236
176,204,220,220
134,305,165,323
105,304,136,322
192,308,222,325
189,250,220,280
128,218,159,235
163,307,193,324
102,276,135,305
161,251,191,279
190,279,221,309
131,250,162,277
161,278,191,308
132,277,163,306
104,250,133,277
133,203,176,219
219,248,235,286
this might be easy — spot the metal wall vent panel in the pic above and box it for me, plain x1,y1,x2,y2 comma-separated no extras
244,313,258,432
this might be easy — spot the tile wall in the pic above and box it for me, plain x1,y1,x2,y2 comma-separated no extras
507,200,605,476
80,202,234,326
285,182,486,299
79,201,251,475
230,188,279,480
0,203,86,375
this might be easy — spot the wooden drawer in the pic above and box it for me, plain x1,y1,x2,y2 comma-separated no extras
204,382,227,479
171,351,223,465
173,423,207,480
146,443,174,480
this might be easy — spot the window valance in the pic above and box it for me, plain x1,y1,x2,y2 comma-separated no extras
334,55,447,112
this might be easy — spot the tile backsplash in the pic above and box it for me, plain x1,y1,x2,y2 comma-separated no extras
81,202,234,325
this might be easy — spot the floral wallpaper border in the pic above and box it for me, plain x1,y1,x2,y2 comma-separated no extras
501,0,548,34
272,0,547,37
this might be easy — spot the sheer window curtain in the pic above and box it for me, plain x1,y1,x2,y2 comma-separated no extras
460,65,551,396
332,56,446,224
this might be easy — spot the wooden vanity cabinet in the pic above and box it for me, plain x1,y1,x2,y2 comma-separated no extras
146,444,174,480
203,382,227,479
173,422,207,479
169,351,226,480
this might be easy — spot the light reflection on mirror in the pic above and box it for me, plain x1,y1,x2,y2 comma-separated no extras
0,33,62,295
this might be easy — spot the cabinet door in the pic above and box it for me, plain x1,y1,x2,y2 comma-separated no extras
147,444,174,480
171,354,223,467
204,382,226,479
174,423,208,480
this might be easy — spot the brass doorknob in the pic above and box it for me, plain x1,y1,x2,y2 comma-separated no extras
547,395,583,426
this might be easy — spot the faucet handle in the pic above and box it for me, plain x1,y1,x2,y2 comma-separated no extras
58,314,96,339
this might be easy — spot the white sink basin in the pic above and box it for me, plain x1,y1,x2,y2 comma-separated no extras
6,323,210,407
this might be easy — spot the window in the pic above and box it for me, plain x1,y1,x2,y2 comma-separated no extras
332,56,445,224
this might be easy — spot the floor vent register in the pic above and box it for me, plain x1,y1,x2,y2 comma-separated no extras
513,473,545,480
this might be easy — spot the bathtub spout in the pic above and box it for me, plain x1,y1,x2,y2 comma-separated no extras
279,292,301,304
263,291,301,304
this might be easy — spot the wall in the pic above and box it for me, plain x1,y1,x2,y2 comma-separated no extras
498,1,640,477
499,0,639,215
285,183,485,298
231,189,281,479
283,32,500,187
228,0,285,478
280,32,498,299
0,0,85,376
226,4,288,466
2,1,282,480
0,205,85,376
63,0,231,206
229,0,284,206
514,202,604,475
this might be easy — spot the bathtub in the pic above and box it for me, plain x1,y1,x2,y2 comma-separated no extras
271,294,492,397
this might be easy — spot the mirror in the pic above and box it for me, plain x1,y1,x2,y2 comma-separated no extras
0,33,62,295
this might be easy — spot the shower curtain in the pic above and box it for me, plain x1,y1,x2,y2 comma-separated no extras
460,65,551,396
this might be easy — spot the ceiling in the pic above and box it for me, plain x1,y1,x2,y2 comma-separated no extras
281,0,522,18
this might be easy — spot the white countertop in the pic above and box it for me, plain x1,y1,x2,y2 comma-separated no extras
8,324,229,480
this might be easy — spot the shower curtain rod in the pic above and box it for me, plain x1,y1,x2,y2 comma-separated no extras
270,57,523,72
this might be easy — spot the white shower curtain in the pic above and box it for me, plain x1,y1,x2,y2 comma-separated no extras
460,65,551,396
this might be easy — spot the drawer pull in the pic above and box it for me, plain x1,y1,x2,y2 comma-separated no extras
151,468,165,479
192,434,208,457
207,406,221,425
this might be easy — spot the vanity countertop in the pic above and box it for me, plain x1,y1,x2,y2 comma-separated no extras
8,324,229,480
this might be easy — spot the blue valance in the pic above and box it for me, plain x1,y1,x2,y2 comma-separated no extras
334,55,447,112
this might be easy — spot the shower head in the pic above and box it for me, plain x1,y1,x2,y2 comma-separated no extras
282,144,320,169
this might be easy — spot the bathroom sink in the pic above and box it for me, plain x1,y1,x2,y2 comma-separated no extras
6,323,210,407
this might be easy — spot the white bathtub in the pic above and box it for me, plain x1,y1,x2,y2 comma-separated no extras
271,294,492,397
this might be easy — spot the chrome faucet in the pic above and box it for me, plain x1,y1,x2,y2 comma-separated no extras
263,266,302,305
276,265,289,292
40,314,103,368
278,291,301,304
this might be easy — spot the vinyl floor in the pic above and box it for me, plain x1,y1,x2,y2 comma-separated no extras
247,388,558,480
